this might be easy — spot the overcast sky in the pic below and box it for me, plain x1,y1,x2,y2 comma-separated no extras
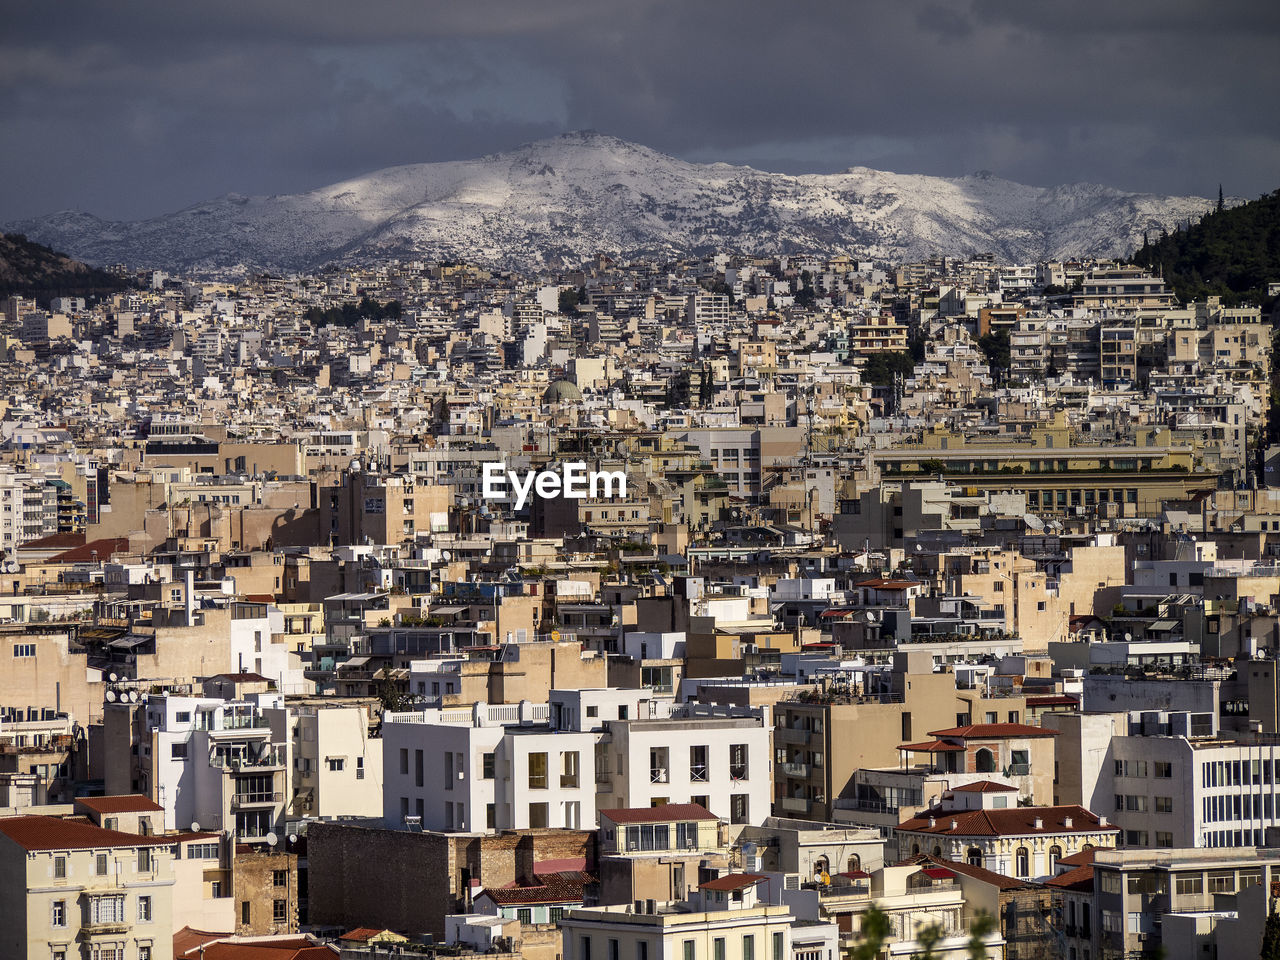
3,0,1278,221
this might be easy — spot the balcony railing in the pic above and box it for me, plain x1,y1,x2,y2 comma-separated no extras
690,764,709,782
781,762,809,779
231,791,282,809
1006,763,1031,776
650,768,669,784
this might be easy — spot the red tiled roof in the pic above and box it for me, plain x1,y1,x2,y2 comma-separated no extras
926,723,1058,739
922,867,956,880
480,871,593,906
0,814,177,851
76,794,164,814
700,873,767,891
180,941,331,960
951,781,1019,793
339,929,394,942
48,537,131,563
1045,863,1095,892
18,532,85,550
209,672,270,683
859,579,921,590
899,740,966,752
174,927,233,957
1057,847,1105,868
897,805,1115,838
600,804,717,824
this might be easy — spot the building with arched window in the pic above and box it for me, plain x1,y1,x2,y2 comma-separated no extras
894,790,1117,881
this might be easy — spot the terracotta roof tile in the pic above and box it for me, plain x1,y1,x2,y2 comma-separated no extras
600,804,716,824
700,873,767,891
76,794,164,814
897,805,1116,838
926,723,1059,738
0,814,177,852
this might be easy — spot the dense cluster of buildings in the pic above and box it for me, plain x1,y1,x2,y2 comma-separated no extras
0,250,1277,959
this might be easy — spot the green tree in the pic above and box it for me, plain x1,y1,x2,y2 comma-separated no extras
861,351,915,387
852,906,891,960
795,270,816,308
967,911,997,960
665,369,692,409
978,329,1011,381
698,364,713,407
559,288,579,315
1261,909,1280,960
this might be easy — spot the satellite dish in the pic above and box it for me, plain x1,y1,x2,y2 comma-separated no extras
109,672,118,682
190,821,201,832
266,832,279,846
105,690,118,702
130,691,140,702
1124,633,1132,643
288,834,298,844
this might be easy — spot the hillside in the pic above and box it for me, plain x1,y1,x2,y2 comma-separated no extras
6,133,1216,273
0,232,130,301
1130,189,1280,307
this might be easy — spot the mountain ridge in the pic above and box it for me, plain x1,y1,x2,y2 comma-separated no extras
6,132,1219,273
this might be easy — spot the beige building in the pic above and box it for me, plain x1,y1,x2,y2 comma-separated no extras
0,814,178,960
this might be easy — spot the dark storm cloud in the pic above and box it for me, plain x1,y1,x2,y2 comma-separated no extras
1,0,1276,220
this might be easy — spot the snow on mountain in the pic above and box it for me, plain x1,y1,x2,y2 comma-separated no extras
5,132,1215,272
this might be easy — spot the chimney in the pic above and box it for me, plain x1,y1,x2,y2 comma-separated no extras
950,819,958,830
1099,816,1108,827
928,817,937,828
1064,817,1073,828
1034,817,1044,829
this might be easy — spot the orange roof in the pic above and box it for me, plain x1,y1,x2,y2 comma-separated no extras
1045,863,1095,892
951,781,1019,793
178,939,330,960
897,805,1115,838
47,537,131,563
600,804,717,824
174,927,232,957
899,740,965,752
76,794,164,814
700,873,767,891
926,723,1058,739
0,815,177,852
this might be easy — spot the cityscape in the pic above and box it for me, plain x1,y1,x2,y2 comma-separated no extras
2,3,1280,960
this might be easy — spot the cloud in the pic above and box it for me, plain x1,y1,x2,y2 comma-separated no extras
0,0,1276,220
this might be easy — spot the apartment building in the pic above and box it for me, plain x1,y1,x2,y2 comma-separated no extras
1090,846,1280,960
103,692,290,838
0,815,177,960
597,804,726,906
773,652,1026,821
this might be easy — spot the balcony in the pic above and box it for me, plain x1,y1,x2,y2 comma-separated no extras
780,762,809,779
231,791,283,809
774,727,808,745
1005,763,1031,776
81,920,131,935
776,796,809,813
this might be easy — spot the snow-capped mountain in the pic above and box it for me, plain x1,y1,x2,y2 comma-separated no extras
6,133,1216,272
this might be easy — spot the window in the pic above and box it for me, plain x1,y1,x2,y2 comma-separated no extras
96,853,108,876
1048,845,1062,873
582,938,593,960
1015,847,1029,878
13,643,35,657
415,749,424,787
610,939,621,960
713,938,725,960
399,748,408,775
1155,796,1173,813
976,748,996,773
140,949,152,960
1175,875,1203,896
54,856,66,878
1156,832,1173,847
188,842,219,860
529,752,548,789
273,899,287,923
683,941,695,960
211,881,222,898
90,894,125,924
483,752,496,779
274,869,288,887
138,895,152,922
729,743,749,780
690,745,708,782
445,752,454,791
171,742,188,760
487,804,496,829
327,757,344,771
1154,762,1172,778
516,908,532,925
242,901,251,925
51,899,67,927
967,847,983,866
742,935,755,960
137,848,153,872
773,931,784,960
529,802,549,828
561,751,580,788
730,794,749,825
